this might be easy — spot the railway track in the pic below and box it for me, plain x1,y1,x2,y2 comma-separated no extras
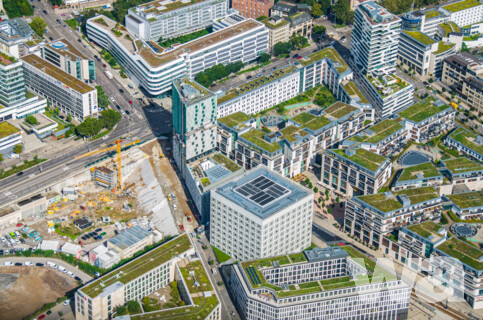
411,291,473,320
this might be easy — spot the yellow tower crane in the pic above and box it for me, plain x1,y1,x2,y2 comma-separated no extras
76,138,140,189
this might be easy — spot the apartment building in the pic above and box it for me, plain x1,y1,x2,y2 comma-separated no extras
442,52,483,114
172,79,217,175
91,167,117,189
76,234,221,320
0,53,47,121
360,73,414,117
229,246,410,320
41,39,95,82
444,126,483,162
184,152,244,223
286,12,313,38
318,147,392,197
398,96,455,143
87,16,268,97
351,1,401,75
392,162,444,191
217,112,257,158
441,157,483,191
440,0,483,28
232,0,273,19
344,187,443,247
271,1,308,17
0,18,43,59
210,167,312,261
447,190,483,220
0,122,22,155
107,225,153,259
21,54,97,121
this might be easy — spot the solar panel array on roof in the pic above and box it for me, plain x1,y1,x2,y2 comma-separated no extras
234,176,291,207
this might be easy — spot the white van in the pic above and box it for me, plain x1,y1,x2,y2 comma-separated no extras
47,261,57,269
58,265,67,273
212,268,217,275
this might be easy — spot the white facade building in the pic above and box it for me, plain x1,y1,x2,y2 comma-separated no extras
210,167,313,261
440,0,483,28
0,122,22,155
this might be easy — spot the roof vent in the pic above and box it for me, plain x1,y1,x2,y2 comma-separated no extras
397,194,411,206
345,148,355,157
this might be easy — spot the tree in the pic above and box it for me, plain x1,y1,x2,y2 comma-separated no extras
311,3,323,17
256,15,267,21
313,25,326,36
313,187,318,193
13,144,23,154
333,0,353,25
29,17,47,37
127,301,141,314
100,109,122,129
25,115,38,125
336,196,340,203
290,34,308,49
318,197,322,204
325,189,329,196
322,202,325,208
54,107,60,115
273,41,294,56
259,52,271,63
3,0,33,18
33,154,38,162
0,154,3,162
115,305,127,315
96,86,110,109
67,114,72,122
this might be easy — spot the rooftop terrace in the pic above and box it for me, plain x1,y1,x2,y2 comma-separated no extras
366,74,410,97
398,96,450,123
80,234,192,298
349,118,404,145
298,47,349,74
448,126,483,155
436,237,483,270
442,0,481,12
136,0,209,14
22,54,95,94
406,221,444,239
217,66,296,104
448,190,483,209
398,162,441,182
0,122,20,139
402,30,436,46
443,157,483,174
46,39,89,60
331,148,387,172
217,112,253,130
279,125,310,143
0,51,17,66
357,187,440,213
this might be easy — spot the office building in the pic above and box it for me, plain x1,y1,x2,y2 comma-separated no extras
172,79,217,175
107,225,153,259
21,54,98,121
398,96,455,143
91,167,117,189
344,187,443,247
232,0,273,19
260,16,291,52
351,1,401,75
87,15,268,97
213,10,246,31
210,167,312,261
41,39,96,82
76,234,221,320
318,147,392,197
447,190,483,220
441,157,483,191
444,126,483,162
0,122,21,155
399,31,438,77
440,0,483,28
65,0,114,10
442,52,483,114
125,0,228,41
392,162,444,191
0,18,43,58
229,246,410,320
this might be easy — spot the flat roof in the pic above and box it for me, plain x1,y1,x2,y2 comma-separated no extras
405,221,444,241
298,47,349,74
108,226,151,250
239,129,281,153
80,234,192,298
398,96,451,123
0,121,20,139
136,0,211,14
366,74,410,97
440,22,461,36
217,112,253,130
434,41,455,55
349,118,404,144
447,190,483,209
357,187,440,213
0,51,18,66
46,39,89,60
398,162,442,182
323,102,358,119
359,1,399,24
447,126,483,155
174,78,213,104
423,9,442,18
330,148,387,172
214,167,311,219
291,112,331,132
22,54,95,94
442,0,481,12
402,30,436,46
436,237,483,270
343,81,369,104
443,157,483,174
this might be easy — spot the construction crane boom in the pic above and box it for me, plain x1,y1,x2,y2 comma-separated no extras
75,138,140,189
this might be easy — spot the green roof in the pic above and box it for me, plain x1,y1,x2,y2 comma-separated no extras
448,190,483,209
349,118,404,144
0,51,17,66
398,162,441,182
217,66,296,104
217,112,252,129
291,112,331,132
402,30,436,46
212,153,241,172
406,221,443,239
366,74,410,97
423,9,442,18
240,129,281,153
436,237,483,270
398,96,451,123
280,125,310,143
0,122,20,139
80,234,192,298
357,187,440,213
434,41,455,55
298,47,349,73
343,81,369,104
443,157,483,174
440,22,461,36
331,148,387,172
261,17,289,29
442,0,481,12
448,126,483,155
323,102,358,119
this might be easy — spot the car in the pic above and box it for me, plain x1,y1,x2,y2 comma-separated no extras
94,236,100,240
63,299,71,306
186,216,192,222
16,223,22,227
67,271,75,277
129,100,133,104
423,81,429,86
81,236,87,241
103,64,107,68
246,75,252,80
37,314,46,320
43,10,47,14
109,97,115,102
58,265,67,272
6,243,10,247
172,204,177,210
14,262,22,266
272,67,276,70
98,235,103,240
94,55,99,60
77,38,82,43
46,310,52,315
179,224,184,231
1,238,5,242
125,110,131,115
89,232,95,237
119,89,124,94
116,105,121,111
15,231,20,237
100,232,106,237
36,263,44,267
92,232,98,236
74,276,82,281
32,5,35,8
293,54,299,58
20,239,25,244
171,194,176,200
114,230,119,235
121,110,125,115
296,56,302,59
4,250,9,255
17,172,23,176
0,250,3,256
24,261,33,266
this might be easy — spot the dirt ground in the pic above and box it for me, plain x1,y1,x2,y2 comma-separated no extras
0,267,75,320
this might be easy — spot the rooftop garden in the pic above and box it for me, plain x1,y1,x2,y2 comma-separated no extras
448,190,483,209
291,112,331,132
341,246,376,273
436,237,483,270
159,27,211,48
349,118,404,144
288,253,307,263
366,74,409,97
398,96,450,123
240,129,281,153
141,0,206,14
261,17,289,29
280,125,310,143
434,41,455,55
406,221,443,239
81,234,191,298
0,51,17,66
217,112,252,129
423,9,442,18
398,162,441,182
324,102,358,119
0,122,20,139
331,148,387,172
396,187,440,205
403,30,436,46
298,47,349,74
343,81,369,104
212,153,241,172
179,260,213,293
442,0,481,12
440,22,461,36
443,157,483,174
448,126,483,155
357,187,439,213
94,17,108,27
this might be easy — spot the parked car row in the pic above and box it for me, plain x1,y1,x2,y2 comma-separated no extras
80,228,104,241
3,259,82,281
0,248,29,256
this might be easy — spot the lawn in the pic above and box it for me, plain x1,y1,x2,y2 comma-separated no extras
331,149,387,172
436,237,483,269
212,246,231,263
179,260,213,292
64,18,77,30
447,190,483,209
288,253,307,263
406,221,442,239
240,129,281,153
398,162,441,181
398,96,450,123
443,157,483,174
217,112,252,129
212,154,241,172
341,246,376,273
